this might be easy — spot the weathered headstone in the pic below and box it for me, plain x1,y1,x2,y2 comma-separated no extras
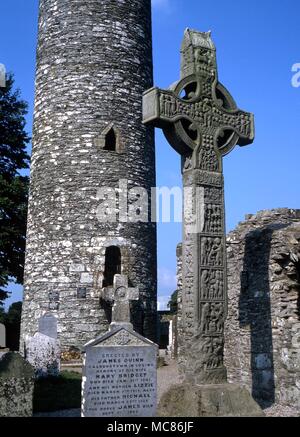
143,29,263,416
82,274,158,417
0,352,34,417
0,323,6,348
82,328,157,417
25,332,60,378
38,312,57,339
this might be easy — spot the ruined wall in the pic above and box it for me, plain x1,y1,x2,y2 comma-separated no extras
225,209,300,408
20,0,157,350
176,208,300,407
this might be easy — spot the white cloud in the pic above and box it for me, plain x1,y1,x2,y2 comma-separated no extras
157,295,170,311
158,267,177,290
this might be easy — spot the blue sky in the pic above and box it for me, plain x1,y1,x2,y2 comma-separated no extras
1,0,300,309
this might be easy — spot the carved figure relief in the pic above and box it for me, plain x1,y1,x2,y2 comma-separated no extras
184,243,194,291
183,154,193,171
203,204,222,233
199,302,224,335
201,237,223,266
204,187,223,204
198,146,219,171
198,336,224,370
200,269,224,300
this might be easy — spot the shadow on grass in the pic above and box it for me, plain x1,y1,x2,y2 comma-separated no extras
33,371,82,413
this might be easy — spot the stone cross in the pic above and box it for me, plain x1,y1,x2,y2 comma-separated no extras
107,274,139,331
143,29,254,384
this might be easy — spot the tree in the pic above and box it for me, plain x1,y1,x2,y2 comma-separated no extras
168,289,178,314
0,306,5,324
0,301,22,350
5,301,22,325
0,73,30,306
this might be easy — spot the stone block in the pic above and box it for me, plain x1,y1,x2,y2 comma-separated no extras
80,273,93,284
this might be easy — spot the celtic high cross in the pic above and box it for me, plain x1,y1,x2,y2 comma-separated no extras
143,29,254,384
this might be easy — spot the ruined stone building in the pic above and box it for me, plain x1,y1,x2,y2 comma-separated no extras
225,208,300,408
20,0,157,350
175,208,300,408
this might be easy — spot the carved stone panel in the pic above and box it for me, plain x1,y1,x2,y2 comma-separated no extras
203,204,223,233
200,269,224,300
48,291,60,310
204,187,223,204
199,336,224,370
199,302,225,336
200,237,224,267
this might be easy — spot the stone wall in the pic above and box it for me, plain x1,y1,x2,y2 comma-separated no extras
20,0,157,351
225,208,300,408
176,208,300,407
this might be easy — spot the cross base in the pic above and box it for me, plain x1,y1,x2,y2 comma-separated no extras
157,383,264,417
181,366,227,385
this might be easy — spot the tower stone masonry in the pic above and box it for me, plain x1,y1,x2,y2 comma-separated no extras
20,0,157,351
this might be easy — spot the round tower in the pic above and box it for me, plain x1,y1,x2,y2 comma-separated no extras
20,0,157,350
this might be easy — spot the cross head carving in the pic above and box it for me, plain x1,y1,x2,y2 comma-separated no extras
143,28,254,163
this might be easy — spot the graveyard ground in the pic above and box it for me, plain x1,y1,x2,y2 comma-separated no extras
33,371,81,413
32,358,300,417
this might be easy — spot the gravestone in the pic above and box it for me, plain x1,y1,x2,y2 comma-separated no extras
82,274,158,417
25,333,60,378
103,274,139,331
0,323,6,348
0,352,34,417
82,328,157,417
38,313,57,339
143,29,263,416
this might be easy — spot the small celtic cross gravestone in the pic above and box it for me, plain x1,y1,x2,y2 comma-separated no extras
104,274,139,330
143,29,254,384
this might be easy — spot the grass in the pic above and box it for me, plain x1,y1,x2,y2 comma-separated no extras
33,371,82,412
